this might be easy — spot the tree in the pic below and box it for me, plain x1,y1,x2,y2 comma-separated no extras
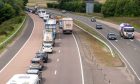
0,3,15,24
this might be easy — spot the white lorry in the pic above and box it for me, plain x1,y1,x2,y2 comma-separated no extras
43,31,55,46
6,74,40,84
120,23,134,39
45,19,57,38
62,18,73,34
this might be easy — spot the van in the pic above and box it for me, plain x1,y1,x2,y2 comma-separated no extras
37,9,46,18
6,74,41,84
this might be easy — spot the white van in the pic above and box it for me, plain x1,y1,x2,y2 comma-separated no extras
6,74,41,84
37,9,46,18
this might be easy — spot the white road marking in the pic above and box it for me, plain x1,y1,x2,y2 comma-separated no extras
130,39,134,41
58,50,61,53
72,34,85,84
0,15,35,73
115,40,118,42
57,58,59,62
74,20,140,80
59,39,61,41
54,70,57,75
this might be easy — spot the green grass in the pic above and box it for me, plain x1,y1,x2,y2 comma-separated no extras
74,20,124,67
0,16,26,52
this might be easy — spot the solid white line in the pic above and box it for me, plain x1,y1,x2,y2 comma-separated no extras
54,70,57,75
72,34,85,84
0,14,35,73
74,23,115,57
74,20,140,80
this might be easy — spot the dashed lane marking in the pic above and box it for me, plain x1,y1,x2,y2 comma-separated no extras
57,59,59,62
54,70,57,75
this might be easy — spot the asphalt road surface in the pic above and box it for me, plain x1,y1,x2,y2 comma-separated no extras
47,9,140,83
0,13,83,84
0,13,44,83
0,15,33,70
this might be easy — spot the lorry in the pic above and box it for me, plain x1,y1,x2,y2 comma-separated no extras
43,31,55,46
45,19,57,38
119,23,135,39
62,18,73,34
6,74,41,84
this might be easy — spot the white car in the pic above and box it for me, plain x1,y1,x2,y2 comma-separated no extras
43,14,50,22
42,43,53,53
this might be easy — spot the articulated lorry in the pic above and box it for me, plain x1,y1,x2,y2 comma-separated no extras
62,18,73,34
45,19,57,39
119,23,135,39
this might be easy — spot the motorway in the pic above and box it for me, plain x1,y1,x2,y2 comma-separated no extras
47,9,140,83
0,13,83,84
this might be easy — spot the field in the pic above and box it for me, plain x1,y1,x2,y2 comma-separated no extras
27,0,58,7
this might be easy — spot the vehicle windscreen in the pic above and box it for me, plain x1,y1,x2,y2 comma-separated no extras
124,28,134,32
32,61,39,63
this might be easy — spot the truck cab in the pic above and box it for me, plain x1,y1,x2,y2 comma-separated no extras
120,23,134,39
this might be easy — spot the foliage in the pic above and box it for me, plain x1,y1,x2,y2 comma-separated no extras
102,0,140,17
0,16,24,35
0,0,25,24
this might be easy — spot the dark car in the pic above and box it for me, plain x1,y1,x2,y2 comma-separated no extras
107,32,117,40
30,57,44,71
26,69,42,79
36,51,48,63
91,17,96,22
96,24,102,29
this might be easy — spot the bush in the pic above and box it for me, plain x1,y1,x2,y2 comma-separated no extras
102,0,140,17
94,2,102,13
0,16,24,35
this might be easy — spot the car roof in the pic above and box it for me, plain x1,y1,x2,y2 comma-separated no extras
32,58,41,61
27,69,39,74
6,74,38,84
108,32,116,35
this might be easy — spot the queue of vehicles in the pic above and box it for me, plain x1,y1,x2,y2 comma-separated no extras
7,8,74,84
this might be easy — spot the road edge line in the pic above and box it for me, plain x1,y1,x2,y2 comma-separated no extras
0,14,35,73
72,33,85,84
74,20,139,80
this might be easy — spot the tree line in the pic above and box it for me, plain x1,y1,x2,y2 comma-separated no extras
0,0,28,24
48,0,140,17
102,0,140,17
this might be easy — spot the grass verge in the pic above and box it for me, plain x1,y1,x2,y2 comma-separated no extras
0,16,26,53
74,20,124,67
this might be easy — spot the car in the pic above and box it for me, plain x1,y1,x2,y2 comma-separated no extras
30,58,44,71
91,17,96,22
42,43,53,53
36,50,48,63
107,32,117,40
96,24,102,29
61,10,66,14
26,69,42,79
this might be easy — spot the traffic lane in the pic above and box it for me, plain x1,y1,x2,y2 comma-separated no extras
110,39,140,77
42,29,82,84
0,14,44,83
0,16,33,70
55,33,82,84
